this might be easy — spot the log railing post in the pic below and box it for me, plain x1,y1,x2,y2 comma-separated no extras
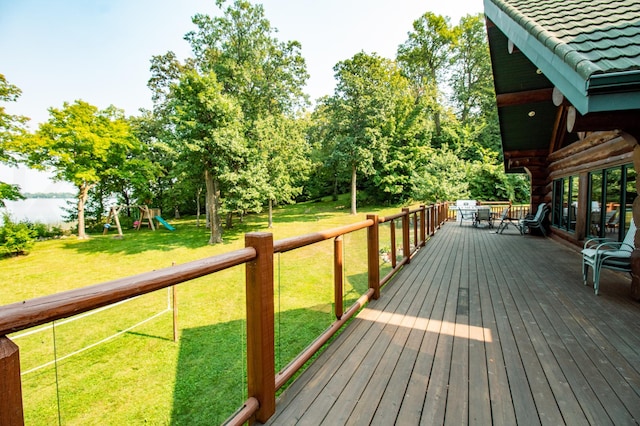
390,220,397,268
245,232,275,423
367,215,380,299
420,205,426,247
430,205,435,235
412,212,418,251
0,336,24,425
334,236,344,320
402,208,411,265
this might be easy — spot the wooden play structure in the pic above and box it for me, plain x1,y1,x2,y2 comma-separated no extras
103,205,164,237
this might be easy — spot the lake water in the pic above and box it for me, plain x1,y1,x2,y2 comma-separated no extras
2,198,75,225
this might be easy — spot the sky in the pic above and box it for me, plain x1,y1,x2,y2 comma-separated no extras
0,0,485,193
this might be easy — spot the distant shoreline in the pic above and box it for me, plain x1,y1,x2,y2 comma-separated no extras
22,192,75,199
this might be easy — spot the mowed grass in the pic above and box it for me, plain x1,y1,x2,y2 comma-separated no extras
2,195,411,425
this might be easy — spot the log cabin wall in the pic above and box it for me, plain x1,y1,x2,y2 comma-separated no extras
545,130,635,244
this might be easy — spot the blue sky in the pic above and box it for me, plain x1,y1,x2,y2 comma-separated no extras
0,0,484,192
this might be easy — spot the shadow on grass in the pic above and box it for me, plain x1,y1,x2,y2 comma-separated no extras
170,303,356,425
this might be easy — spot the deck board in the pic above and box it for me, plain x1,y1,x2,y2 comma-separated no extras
266,223,640,425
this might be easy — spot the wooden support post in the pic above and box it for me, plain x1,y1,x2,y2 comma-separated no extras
413,212,418,251
172,286,178,343
402,208,411,265
367,215,380,300
0,336,24,425
431,205,437,234
390,220,397,268
245,232,275,423
334,236,343,320
420,205,426,247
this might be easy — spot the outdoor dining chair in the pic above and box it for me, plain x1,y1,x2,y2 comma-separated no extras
473,207,493,228
582,219,635,295
495,207,521,234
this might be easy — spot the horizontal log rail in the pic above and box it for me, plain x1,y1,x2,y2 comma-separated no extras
0,248,258,336
0,202,449,426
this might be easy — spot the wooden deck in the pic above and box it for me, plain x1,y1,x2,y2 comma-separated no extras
266,222,640,425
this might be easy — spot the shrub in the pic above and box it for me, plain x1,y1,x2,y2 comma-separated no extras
20,220,66,239
0,214,37,256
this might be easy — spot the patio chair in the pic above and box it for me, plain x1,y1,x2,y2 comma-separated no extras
582,219,636,295
495,207,521,234
457,208,475,226
473,207,493,228
456,200,477,226
519,203,549,236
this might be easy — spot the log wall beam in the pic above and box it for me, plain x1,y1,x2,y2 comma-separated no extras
496,87,554,107
548,130,622,162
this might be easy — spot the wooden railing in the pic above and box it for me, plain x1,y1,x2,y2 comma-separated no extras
444,201,531,222
0,203,448,425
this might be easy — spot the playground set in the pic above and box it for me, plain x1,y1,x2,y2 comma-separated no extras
103,205,175,237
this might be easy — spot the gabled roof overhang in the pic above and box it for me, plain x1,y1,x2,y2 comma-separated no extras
484,0,640,172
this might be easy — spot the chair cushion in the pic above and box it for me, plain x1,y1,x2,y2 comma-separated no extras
581,248,632,259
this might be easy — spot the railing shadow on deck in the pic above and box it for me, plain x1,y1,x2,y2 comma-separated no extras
0,202,449,425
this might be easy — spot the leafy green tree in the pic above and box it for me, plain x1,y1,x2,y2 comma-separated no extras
413,146,469,203
184,0,309,221
169,70,245,244
450,14,494,124
185,0,308,121
397,12,455,137
147,1,309,231
20,100,139,239
0,74,28,206
327,52,402,214
254,114,310,227
365,71,432,204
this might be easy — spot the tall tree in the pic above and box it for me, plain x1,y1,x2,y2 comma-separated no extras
254,114,310,227
397,12,455,136
450,14,495,124
0,74,28,206
20,101,138,239
184,0,309,221
147,1,309,235
328,52,400,214
169,70,245,244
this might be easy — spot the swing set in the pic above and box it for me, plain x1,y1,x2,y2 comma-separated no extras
103,205,159,237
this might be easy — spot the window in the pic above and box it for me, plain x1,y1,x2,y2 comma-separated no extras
551,175,579,233
552,164,636,241
585,164,636,240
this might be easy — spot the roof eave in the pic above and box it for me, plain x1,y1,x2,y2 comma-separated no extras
484,0,640,114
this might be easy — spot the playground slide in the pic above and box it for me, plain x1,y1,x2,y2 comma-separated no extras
155,216,176,231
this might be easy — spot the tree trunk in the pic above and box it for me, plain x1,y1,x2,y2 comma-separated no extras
196,188,202,228
226,212,233,229
434,109,441,136
333,175,338,201
77,183,92,239
268,198,273,228
350,163,357,215
204,170,223,244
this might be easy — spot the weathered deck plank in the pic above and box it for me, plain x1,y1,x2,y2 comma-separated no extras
266,223,640,425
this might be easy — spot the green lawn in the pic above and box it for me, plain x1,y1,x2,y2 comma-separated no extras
2,196,411,425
